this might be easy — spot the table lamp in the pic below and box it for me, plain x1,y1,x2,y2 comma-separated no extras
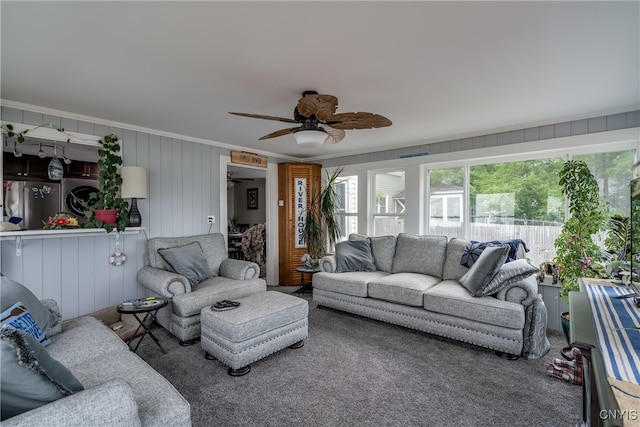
120,166,148,227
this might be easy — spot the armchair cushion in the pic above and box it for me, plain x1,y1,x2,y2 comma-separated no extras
0,326,84,420
157,242,214,285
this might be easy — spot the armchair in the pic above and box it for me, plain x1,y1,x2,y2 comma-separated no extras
137,233,266,345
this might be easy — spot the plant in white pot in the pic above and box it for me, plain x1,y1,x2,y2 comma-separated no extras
82,134,129,232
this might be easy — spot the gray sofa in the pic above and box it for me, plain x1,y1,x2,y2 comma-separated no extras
1,277,191,426
138,233,266,344
312,233,549,359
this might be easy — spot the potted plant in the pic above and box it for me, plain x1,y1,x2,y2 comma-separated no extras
82,134,129,232
302,168,343,266
554,160,609,302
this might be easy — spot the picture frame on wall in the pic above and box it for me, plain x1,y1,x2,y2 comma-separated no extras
247,188,258,209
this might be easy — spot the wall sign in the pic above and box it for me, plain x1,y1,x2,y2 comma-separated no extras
231,150,267,168
294,177,307,248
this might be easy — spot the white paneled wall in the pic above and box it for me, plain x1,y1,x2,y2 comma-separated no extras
1,108,222,319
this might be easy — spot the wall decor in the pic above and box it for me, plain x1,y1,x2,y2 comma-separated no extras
247,188,258,209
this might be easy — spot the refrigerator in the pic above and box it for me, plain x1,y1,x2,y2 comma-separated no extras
3,181,62,230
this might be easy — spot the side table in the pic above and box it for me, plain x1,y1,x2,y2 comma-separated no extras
117,297,169,354
295,266,320,295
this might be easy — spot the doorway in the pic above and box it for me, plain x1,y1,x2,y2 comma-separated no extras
220,157,277,285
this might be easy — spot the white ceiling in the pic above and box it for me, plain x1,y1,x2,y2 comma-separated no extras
1,1,638,161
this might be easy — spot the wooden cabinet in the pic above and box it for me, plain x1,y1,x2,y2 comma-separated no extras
278,163,322,285
3,154,50,180
65,161,99,178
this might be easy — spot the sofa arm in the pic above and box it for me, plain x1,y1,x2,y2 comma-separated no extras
220,258,260,280
319,255,337,273
494,275,538,306
3,379,141,427
137,266,192,298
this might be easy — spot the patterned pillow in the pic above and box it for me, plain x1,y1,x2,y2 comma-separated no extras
0,276,61,337
460,239,529,268
480,258,539,297
1,302,51,347
0,326,84,420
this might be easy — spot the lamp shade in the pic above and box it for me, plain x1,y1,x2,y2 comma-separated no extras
120,166,148,199
293,130,326,148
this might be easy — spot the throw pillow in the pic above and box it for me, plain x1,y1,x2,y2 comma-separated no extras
391,234,448,277
1,326,84,420
480,258,539,296
522,294,551,360
1,303,51,347
458,244,510,296
0,276,61,337
335,240,376,273
157,241,214,285
460,239,529,268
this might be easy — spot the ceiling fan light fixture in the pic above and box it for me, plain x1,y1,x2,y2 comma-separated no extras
293,129,326,148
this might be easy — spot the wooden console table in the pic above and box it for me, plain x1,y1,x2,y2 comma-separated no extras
569,278,640,427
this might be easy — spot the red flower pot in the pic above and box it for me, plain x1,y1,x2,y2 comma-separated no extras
94,209,118,225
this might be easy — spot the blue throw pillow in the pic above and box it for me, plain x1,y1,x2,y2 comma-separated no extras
460,239,529,268
1,302,51,347
0,325,84,420
335,240,376,273
0,276,61,337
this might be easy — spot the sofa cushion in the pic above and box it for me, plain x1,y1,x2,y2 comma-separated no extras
312,271,389,297
369,235,397,273
459,244,509,296
368,273,440,306
442,238,471,280
424,280,525,329
335,240,376,273
1,302,51,347
157,241,214,285
0,276,61,337
0,326,84,421
391,234,448,277
482,258,539,296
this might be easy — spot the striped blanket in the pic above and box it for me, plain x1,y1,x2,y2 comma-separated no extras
583,282,640,385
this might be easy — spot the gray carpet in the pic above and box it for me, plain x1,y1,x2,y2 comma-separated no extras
136,288,582,427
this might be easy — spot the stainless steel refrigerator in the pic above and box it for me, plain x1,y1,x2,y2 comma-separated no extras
3,181,62,230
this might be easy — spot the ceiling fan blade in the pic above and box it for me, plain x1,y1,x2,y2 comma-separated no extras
258,126,300,140
328,112,392,130
320,125,345,144
229,112,297,123
296,94,338,121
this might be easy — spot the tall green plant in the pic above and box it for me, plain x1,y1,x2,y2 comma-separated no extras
83,134,129,232
554,160,608,301
303,168,343,261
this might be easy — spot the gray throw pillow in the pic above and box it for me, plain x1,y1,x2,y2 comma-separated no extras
157,242,214,285
458,244,510,296
1,326,84,420
481,258,539,296
335,240,376,273
0,276,61,337
391,234,448,277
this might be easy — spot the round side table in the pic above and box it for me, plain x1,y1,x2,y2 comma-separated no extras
117,297,169,354
295,266,320,295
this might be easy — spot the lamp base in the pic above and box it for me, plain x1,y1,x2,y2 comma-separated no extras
128,198,142,227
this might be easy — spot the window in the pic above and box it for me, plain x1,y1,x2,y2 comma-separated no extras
428,167,464,239
373,170,405,235
334,174,358,242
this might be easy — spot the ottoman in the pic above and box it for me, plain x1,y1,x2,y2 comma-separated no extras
200,291,308,376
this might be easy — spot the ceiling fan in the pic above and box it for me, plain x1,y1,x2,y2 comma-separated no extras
229,90,392,147
227,171,254,184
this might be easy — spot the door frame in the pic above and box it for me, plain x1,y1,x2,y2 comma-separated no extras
219,154,278,286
